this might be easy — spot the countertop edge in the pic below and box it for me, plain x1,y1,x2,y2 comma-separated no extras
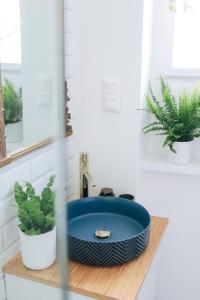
3,216,169,300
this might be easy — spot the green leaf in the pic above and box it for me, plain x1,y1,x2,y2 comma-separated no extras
25,182,36,200
14,182,27,206
142,76,200,151
45,213,55,231
14,176,56,236
3,78,22,125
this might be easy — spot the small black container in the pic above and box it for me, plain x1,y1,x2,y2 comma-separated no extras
119,194,134,201
99,188,115,197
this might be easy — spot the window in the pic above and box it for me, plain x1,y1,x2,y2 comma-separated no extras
166,0,200,76
172,0,200,69
0,0,21,64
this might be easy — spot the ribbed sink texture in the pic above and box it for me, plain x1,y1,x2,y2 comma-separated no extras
67,197,151,266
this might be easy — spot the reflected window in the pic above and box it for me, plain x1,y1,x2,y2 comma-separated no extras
0,0,21,64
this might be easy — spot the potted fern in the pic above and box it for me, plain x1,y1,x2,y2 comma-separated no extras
14,176,56,270
143,77,200,165
3,78,23,143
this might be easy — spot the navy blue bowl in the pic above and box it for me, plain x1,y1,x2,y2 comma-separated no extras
67,197,151,266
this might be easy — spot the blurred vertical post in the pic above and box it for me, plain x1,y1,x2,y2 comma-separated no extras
0,65,7,159
51,0,68,299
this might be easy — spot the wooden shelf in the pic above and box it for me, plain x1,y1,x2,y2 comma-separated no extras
3,216,168,300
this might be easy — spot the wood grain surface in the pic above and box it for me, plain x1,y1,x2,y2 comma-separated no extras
3,216,168,300
0,132,72,168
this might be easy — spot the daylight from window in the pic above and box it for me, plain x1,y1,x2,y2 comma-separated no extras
0,0,21,64
172,0,200,69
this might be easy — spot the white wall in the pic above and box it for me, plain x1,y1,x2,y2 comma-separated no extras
71,0,200,299
138,171,200,300
137,1,200,300
72,0,148,197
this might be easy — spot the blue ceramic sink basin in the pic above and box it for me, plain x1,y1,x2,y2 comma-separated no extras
67,197,151,266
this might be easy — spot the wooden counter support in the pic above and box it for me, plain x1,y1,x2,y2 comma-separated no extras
3,216,168,300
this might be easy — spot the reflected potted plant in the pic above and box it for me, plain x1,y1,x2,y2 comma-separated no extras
3,78,23,143
14,176,56,270
143,77,200,165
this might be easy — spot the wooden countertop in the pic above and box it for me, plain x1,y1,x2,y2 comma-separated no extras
3,216,168,300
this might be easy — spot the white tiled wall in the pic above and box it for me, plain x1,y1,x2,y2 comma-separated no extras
0,3,74,299
0,137,75,299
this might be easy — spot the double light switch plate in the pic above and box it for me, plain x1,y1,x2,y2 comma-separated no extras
102,79,121,113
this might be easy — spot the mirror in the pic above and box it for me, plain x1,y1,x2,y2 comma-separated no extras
0,0,70,156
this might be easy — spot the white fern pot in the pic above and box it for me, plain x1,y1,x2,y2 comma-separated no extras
166,141,193,165
5,121,23,143
19,227,56,270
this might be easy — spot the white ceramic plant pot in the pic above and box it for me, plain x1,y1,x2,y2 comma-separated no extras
5,121,23,143
20,227,56,270
167,141,193,165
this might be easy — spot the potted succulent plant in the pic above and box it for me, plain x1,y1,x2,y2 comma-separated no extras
143,77,200,165
14,176,56,270
3,78,23,143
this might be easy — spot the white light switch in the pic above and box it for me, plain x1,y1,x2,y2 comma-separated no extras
102,79,121,113
37,76,52,107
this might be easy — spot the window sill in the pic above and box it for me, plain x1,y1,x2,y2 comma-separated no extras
141,153,200,176
1,63,21,71
164,67,200,78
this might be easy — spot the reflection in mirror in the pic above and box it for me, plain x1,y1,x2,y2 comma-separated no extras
0,0,58,154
